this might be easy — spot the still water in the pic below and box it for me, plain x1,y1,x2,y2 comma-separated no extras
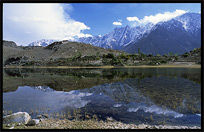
3,68,201,126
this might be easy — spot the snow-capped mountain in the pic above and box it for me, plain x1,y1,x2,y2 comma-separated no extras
28,13,200,55
122,13,201,55
175,13,201,39
78,23,154,50
78,12,200,55
156,13,201,37
28,39,60,47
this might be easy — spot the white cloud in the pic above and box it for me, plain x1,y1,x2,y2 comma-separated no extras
113,21,122,25
127,9,187,26
113,20,122,26
3,3,92,46
127,16,140,22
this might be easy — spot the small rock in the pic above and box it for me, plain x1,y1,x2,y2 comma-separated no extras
37,115,42,119
191,126,198,129
106,117,114,122
42,114,49,118
154,125,159,129
6,124,10,127
17,123,21,126
27,119,40,126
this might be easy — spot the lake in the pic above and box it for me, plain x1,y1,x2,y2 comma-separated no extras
3,68,201,127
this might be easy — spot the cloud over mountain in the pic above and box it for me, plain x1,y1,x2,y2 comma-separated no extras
127,9,187,26
3,3,92,45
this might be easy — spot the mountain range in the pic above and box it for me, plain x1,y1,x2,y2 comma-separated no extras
27,13,201,55
28,39,59,47
78,23,154,50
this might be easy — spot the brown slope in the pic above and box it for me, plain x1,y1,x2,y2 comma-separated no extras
3,40,124,66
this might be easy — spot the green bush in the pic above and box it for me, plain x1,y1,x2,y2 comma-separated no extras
160,60,167,63
182,53,188,58
106,53,114,58
118,53,127,59
110,58,123,66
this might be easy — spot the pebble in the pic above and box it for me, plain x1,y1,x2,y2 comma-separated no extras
27,119,40,126
106,117,114,122
17,123,22,126
37,115,42,119
42,114,49,118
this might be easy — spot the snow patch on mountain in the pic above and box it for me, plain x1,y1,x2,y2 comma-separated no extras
78,23,154,50
174,13,201,35
28,13,200,52
28,39,60,47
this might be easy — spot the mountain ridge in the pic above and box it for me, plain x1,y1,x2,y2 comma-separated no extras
78,12,201,55
123,13,201,55
26,12,200,55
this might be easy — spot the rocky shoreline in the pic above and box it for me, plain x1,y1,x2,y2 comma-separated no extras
3,112,201,129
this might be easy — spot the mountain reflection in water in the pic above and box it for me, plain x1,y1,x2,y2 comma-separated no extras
3,68,201,126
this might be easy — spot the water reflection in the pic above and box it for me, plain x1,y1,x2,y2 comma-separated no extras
127,105,184,118
3,68,201,126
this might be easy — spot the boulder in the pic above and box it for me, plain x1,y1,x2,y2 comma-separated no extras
3,112,31,124
27,119,40,126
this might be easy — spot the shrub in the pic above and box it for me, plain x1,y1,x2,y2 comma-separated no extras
175,56,179,61
182,53,188,58
118,53,127,59
110,58,123,66
160,60,167,63
106,53,114,58
156,53,161,57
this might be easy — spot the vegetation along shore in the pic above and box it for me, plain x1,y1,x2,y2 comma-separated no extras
3,40,201,68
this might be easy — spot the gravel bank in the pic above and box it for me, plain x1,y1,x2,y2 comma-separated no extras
3,119,201,129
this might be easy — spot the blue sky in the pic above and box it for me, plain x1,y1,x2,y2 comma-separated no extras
3,3,201,45
69,3,201,36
